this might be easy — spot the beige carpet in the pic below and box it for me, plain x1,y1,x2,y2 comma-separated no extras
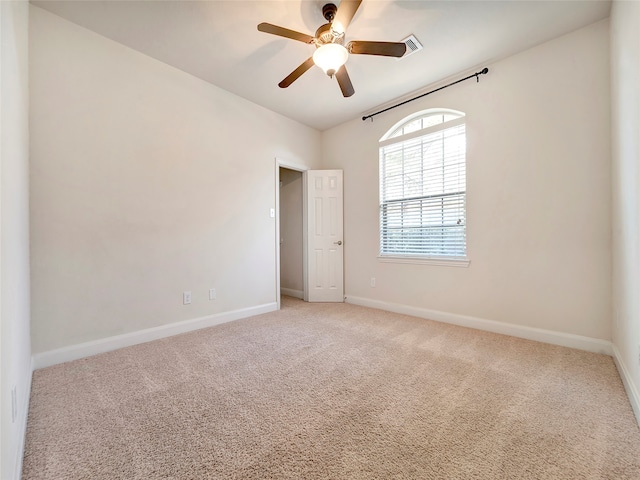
23,297,640,479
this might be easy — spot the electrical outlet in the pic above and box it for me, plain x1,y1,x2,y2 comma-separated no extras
11,386,17,423
370,277,376,287
183,291,192,305
209,288,216,300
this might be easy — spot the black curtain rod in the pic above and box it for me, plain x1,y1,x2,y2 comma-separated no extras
362,67,489,122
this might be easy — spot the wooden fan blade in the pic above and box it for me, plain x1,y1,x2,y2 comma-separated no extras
257,23,315,44
333,0,362,34
279,57,315,88
335,65,355,97
348,40,406,57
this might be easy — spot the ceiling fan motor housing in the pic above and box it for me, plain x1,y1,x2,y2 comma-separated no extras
315,23,344,46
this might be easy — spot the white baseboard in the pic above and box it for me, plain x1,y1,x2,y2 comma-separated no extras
345,296,613,355
612,344,640,426
280,288,304,300
13,364,33,480
32,302,278,369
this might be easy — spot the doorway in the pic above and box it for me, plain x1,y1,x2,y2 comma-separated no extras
278,167,304,301
275,160,308,310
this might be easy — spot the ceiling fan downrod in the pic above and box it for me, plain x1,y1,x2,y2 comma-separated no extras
322,3,337,22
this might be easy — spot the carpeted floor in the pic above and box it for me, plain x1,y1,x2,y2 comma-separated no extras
23,297,640,479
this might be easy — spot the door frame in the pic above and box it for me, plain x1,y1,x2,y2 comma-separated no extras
275,158,309,310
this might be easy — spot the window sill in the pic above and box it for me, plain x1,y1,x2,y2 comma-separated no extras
377,255,470,267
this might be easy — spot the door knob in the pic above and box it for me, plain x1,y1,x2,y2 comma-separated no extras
334,240,342,245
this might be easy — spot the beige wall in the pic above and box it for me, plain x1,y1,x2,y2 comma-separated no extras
29,6,321,354
322,20,611,340
279,168,303,296
1,1,31,479
611,0,640,419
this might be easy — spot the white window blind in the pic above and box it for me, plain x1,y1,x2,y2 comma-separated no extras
379,114,466,258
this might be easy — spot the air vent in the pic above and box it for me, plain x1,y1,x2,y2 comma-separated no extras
398,34,423,60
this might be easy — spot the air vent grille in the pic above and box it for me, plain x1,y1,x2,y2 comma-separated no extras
399,34,423,59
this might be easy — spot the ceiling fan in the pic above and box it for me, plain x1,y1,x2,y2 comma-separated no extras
257,0,406,97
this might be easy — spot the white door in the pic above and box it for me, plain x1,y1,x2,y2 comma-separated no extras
306,170,344,302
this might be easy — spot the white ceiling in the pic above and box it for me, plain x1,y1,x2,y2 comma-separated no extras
32,0,611,131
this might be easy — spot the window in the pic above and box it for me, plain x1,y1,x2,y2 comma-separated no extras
379,109,467,265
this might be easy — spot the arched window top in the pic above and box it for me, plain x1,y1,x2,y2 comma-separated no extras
380,108,465,142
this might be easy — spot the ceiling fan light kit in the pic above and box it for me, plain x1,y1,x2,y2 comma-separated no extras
313,43,349,77
257,0,406,97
